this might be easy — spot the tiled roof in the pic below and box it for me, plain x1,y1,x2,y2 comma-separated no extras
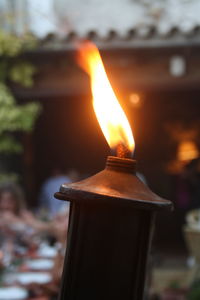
29,0,200,38
2,0,200,49
39,25,200,51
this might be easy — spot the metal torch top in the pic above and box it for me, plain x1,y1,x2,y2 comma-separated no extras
54,156,172,211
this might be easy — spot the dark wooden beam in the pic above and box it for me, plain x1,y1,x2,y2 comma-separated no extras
12,45,200,100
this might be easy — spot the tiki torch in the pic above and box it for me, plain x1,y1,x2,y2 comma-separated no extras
55,41,172,300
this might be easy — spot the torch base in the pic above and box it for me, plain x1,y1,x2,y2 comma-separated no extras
55,157,172,300
59,199,155,300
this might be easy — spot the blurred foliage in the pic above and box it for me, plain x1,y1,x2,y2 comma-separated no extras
187,281,200,300
0,172,19,183
0,30,41,180
9,62,36,87
168,280,180,289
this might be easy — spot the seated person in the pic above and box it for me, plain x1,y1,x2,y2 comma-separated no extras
0,182,28,230
0,182,69,245
0,182,26,215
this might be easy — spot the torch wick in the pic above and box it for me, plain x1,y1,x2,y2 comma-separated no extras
116,143,132,159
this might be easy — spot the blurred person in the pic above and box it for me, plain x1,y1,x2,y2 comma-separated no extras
185,158,200,210
173,157,200,245
38,168,79,217
0,182,68,269
0,182,30,232
177,158,200,211
0,182,32,266
22,205,69,244
0,177,70,243
0,182,26,216
0,182,41,240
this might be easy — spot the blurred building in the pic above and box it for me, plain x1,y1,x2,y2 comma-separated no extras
1,0,200,250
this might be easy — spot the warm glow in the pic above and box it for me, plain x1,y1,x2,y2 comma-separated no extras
77,41,135,155
129,93,141,108
177,141,199,161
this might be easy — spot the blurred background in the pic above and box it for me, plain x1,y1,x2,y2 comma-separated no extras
0,0,200,299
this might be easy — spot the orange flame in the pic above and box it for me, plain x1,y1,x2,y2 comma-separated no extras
77,41,135,155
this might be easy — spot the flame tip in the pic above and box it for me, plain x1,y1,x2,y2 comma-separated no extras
76,41,135,155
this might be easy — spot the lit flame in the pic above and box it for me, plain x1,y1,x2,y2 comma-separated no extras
77,41,135,156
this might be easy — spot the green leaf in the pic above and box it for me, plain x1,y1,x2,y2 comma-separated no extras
0,30,40,157
0,101,41,134
0,82,15,106
0,31,22,56
9,62,36,87
0,172,19,184
0,31,38,57
0,135,22,154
